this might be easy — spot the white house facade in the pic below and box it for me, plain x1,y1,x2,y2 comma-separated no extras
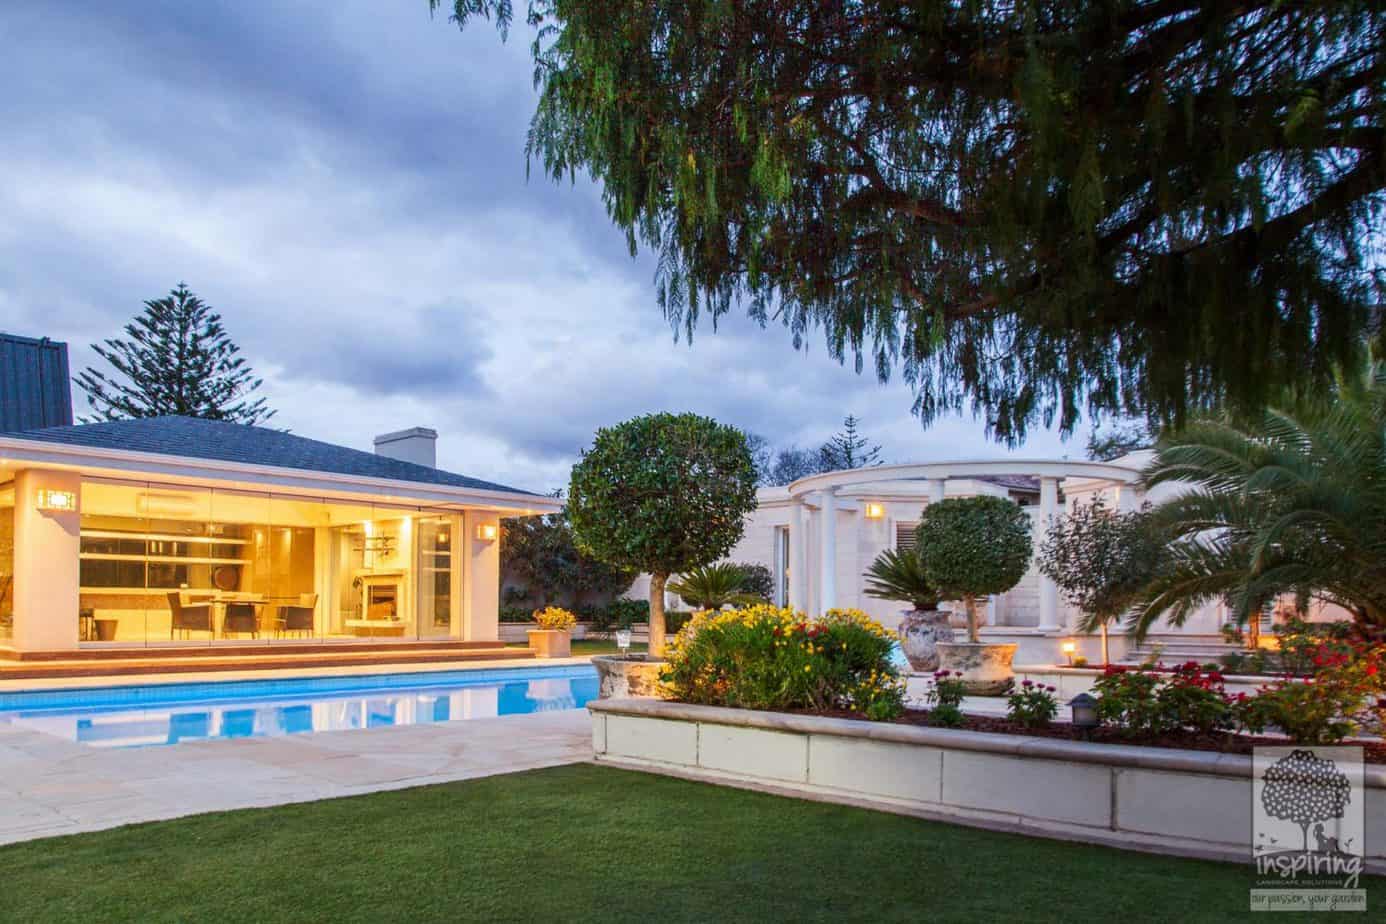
701,454,1290,666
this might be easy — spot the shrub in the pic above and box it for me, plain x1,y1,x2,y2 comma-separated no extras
1006,680,1059,729
660,605,905,720
499,606,534,624
1274,616,1356,677
665,610,693,634
1091,666,1165,736
1237,642,1385,744
863,547,940,611
926,670,968,727
1071,655,1089,668
734,562,775,601
1158,662,1234,734
533,606,578,632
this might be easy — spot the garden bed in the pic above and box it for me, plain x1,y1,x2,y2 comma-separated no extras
590,698,1386,867
880,708,1386,764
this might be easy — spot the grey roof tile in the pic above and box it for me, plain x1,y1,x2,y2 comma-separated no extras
7,415,535,495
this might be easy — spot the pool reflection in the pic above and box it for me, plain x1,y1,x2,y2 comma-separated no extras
10,675,599,749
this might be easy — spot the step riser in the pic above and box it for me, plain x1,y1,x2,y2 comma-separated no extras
0,648,538,680
0,640,510,662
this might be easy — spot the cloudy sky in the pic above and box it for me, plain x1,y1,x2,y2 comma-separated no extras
0,1,1089,492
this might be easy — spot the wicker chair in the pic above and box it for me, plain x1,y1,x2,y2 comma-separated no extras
275,593,317,638
222,601,261,638
166,592,213,639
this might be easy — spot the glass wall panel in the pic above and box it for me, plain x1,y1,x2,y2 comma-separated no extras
416,514,455,638
210,489,271,644
0,483,13,642
268,495,327,642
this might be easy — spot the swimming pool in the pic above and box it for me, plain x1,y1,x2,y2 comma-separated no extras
0,665,599,749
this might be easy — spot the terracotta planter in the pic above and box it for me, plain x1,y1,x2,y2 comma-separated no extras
526,628,571,659
591,655,667,699
896,609,954,672
936,642,1018,695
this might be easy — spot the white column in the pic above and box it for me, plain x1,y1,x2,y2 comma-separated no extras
13,469,81,651
925,478,946,504
819,489,837,614
1114,482,1139,512
1037,476,1062,632
463,510,501,642
789,498,808,611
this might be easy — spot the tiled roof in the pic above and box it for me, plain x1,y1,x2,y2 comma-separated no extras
8,415,535,495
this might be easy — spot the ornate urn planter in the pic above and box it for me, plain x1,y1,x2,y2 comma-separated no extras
896,609,954,673
526,628,572,659
936,642,1019,695
591,655,667,698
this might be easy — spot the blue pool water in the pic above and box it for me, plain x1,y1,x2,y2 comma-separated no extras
0,665,599,750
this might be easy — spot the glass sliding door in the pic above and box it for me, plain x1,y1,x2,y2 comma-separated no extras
0,483,13,642
416,514,456,639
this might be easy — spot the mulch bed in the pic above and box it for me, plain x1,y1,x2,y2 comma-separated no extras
804,707,1386,764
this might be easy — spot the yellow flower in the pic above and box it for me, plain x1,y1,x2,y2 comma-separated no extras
803,664,812,672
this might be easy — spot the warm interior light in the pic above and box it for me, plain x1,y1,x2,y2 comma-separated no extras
864,502,885,519
476,523,498,541
36,488,77,512
1060,641,1077,654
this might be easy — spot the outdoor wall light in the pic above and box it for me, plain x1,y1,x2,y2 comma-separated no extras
1060,640,1078,666
35,488,77,512
1069,693,1099,735
864,503,885,519
475,523,498,542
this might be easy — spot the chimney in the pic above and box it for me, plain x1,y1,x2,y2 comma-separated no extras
374,427,437,468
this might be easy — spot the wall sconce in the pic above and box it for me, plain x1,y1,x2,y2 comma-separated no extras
36,488,77,512
1060,640,1077,666
476,523,498,542
864,502,885,519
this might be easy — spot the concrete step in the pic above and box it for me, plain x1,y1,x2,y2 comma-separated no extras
1121,639,1240,665
0,645,537,680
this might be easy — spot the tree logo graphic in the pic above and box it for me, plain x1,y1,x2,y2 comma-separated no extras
1252,746,1366,908
1260,749,1352,853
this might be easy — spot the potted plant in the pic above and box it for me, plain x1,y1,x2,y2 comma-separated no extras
863,547,952,671
567,412,759,697
527,606,577,658
918,495,1033,694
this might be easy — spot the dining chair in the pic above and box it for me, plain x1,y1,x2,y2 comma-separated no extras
275,593,317,638
166,591,213,639
222,601,261,638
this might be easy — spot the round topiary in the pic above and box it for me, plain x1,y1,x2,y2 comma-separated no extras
567,412,759,656
916,495,1033,642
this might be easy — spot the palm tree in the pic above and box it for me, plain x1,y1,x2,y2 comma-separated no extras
668,563,764,611
1134,366,1386,639
863,548,940,611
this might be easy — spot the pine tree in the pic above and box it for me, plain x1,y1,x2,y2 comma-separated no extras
819,415,883,471
76,283,274,424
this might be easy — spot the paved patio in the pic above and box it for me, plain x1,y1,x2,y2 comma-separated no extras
0,707,591,845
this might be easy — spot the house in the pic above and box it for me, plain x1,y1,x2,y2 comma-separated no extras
0,415,559,653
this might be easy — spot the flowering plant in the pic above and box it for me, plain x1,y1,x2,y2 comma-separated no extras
532,606,578,632
1091,665,1164,736
1157,662,1234,734
1237,643,1385,744
1006,680,1059,729
660,605,905,720
926,670,967,727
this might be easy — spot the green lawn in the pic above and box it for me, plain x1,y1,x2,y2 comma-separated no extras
569,638,648,656
1,764,1368,923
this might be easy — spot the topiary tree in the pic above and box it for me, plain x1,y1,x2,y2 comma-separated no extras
567,413,759,657
1038,497,1167,664
916,496,1033,644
